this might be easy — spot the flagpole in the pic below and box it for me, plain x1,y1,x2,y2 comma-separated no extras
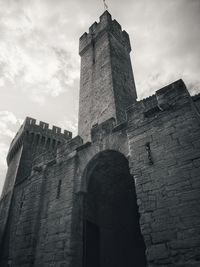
103,0,108,11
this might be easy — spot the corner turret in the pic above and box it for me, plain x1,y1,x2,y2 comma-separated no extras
2,117,72,198
79,11,131,56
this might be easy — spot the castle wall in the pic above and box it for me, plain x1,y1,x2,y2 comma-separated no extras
0,10,200,267
0,118,72,266
32,155,76,266
10,120,129,267
0,180,30,266
0,146,23,252
192,93,200,114
127,80,200,266
0,80,200,267
0,147,76,267
1,146,23,197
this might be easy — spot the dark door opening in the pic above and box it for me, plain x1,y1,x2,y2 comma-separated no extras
83,150,146,267
83,220,100,267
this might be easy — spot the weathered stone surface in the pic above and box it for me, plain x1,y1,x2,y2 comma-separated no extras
78,11,137,142
0,10,200,267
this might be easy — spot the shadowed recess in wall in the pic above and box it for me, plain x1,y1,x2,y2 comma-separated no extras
82,150,147,267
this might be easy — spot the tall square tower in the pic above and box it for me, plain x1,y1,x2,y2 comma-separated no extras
78,11,137,141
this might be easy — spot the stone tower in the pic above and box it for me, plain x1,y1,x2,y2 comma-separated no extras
2,117,72,197
0,10,200,267
78,11,137,141
0,117,72,262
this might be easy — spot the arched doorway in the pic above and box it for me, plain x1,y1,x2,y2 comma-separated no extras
82,150,146,267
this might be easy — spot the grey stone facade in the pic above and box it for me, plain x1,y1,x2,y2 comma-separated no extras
0,10,200,267
78,11,137,142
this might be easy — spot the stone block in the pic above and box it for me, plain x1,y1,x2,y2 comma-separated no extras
147,243,169,261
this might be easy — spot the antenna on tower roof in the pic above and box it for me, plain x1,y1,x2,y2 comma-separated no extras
103,0,109,11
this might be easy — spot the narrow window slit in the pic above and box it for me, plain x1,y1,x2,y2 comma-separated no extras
56,180,62,199
91,33,95,64
145,142,153,165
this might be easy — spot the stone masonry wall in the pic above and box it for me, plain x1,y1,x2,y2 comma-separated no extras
78,30,116,141
1,79,200,267
0,147,23,254
127,80,200,266
109,28,137,122
1,9,200,267
78,11,136,142
33,155,76,266
0,142,77,267
192,93,200,114
0,118,72,266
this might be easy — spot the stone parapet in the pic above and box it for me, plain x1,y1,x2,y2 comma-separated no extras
7,117,72,165
79,10,131,56
126,79,191,127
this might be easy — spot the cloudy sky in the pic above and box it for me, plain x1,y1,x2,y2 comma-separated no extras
0,0,200,194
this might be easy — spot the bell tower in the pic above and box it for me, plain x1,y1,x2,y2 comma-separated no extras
78,11,137,141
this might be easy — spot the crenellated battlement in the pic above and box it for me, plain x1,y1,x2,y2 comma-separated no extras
79,10,131,55
7,117,72,165
23,117,72,137
192,92,200,102
127,79,191,121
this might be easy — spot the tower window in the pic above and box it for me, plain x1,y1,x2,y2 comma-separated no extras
56,180,62,199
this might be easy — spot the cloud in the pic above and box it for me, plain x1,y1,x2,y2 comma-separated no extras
0,0,198,102
0,142,8,168
0,110,22,145
129,0,200,98
58,117,78,137
0,0,79,105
